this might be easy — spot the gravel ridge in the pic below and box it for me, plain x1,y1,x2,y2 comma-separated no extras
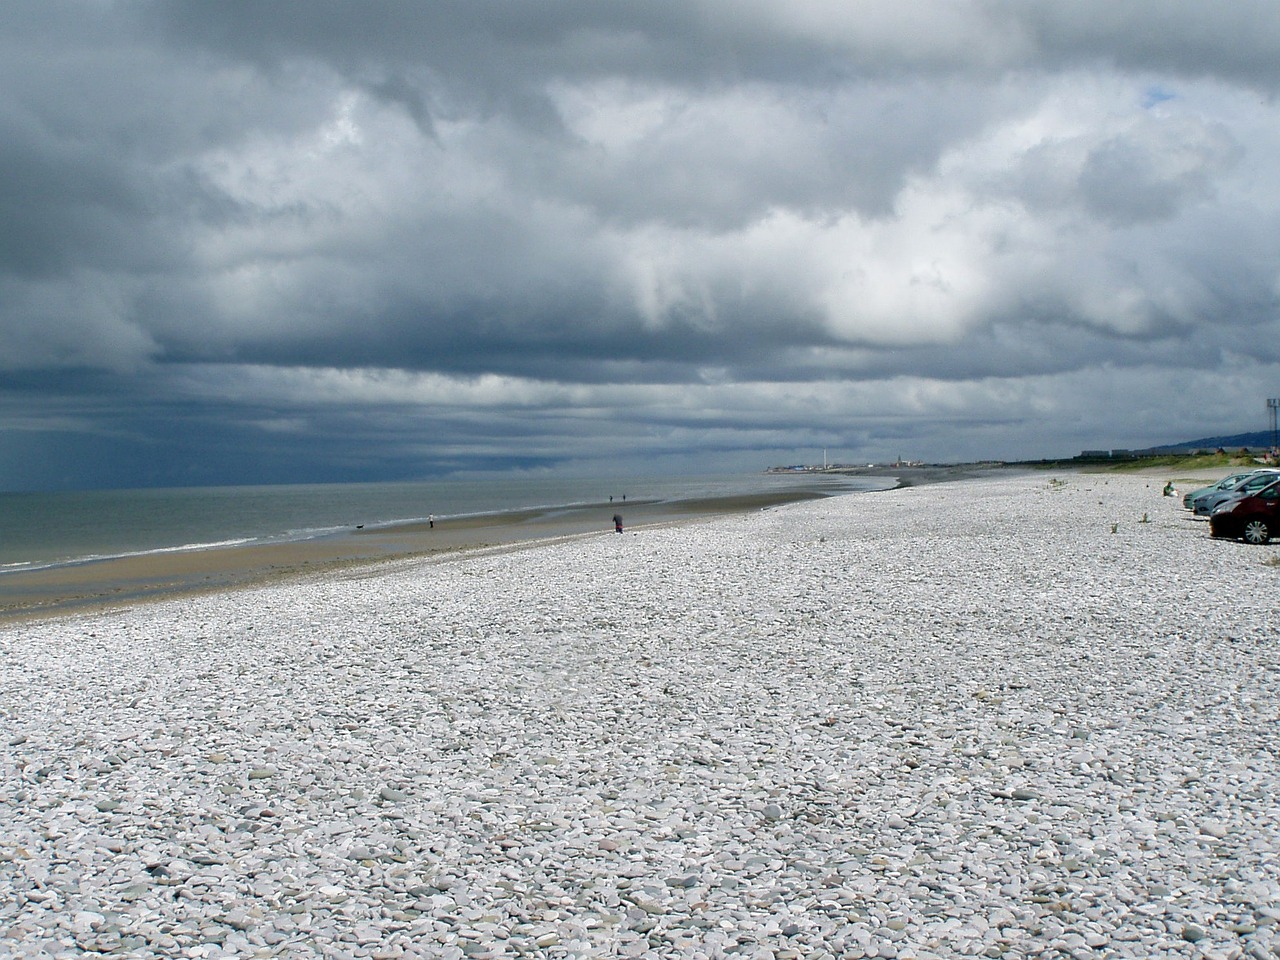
2,473,1278,959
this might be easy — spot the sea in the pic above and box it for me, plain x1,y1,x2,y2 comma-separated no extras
0,472,893,574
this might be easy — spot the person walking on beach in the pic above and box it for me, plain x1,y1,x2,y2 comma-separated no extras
429,514,435,529
613,513,624,534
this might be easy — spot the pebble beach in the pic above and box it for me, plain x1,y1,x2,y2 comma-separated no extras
2,472,1279,960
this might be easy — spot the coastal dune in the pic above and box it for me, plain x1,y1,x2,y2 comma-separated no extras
2,473,1278,958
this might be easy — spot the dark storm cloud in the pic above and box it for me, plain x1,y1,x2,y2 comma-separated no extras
1017,2,1280,87
2,0,1280,488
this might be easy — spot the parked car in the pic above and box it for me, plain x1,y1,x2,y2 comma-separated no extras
1209,479,1280,544
1192,469,1280,516
1182,472,1259,510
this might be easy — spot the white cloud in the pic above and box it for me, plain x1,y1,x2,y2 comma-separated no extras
2,1,1280,487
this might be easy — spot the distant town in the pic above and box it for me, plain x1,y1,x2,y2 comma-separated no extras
768,457,930,473
771,401,1280,474
769,429,1280,475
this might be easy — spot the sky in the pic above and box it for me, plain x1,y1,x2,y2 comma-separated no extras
3,1,1280,490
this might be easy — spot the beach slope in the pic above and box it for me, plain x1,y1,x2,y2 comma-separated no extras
2,473,1278,958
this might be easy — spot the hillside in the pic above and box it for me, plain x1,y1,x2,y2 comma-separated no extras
1153,430,1275,452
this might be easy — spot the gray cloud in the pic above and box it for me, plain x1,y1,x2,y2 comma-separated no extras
2,1,1279,488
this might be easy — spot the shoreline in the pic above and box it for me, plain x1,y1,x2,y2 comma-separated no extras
0,486,852,623
0,462,1207,623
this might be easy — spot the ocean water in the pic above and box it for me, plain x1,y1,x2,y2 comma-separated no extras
0,472,892,573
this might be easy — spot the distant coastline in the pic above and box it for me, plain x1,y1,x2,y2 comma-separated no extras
768,461,1026,488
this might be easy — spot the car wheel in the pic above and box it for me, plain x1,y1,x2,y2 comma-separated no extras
1243,519,1271,545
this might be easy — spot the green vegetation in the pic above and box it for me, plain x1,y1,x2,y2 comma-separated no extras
1103,452,1258,472
1030,450,1268,474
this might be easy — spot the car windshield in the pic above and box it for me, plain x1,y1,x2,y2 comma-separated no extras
1210,472,1256,492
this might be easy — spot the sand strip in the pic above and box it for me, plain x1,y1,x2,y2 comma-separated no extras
0,487,838,621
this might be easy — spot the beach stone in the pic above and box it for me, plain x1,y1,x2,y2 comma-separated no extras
1,473,1277,959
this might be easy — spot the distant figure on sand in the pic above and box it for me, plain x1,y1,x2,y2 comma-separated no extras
613,514,623,534
429,514,435,528
1163,481,1175,497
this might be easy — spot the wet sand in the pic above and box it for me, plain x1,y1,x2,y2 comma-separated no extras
0,488,836,622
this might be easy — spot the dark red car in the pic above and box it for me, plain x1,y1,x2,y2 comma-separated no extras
1209,479,1280,544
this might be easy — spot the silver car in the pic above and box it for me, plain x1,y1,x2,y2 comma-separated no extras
1192,469,1280,516
1182,471,1258,510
